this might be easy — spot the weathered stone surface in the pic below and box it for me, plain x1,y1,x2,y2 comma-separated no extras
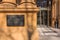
2,0,16,4
0,0,39,40
0,28,39,40
31,30,39,40
0,3,16,8
0,28,28,40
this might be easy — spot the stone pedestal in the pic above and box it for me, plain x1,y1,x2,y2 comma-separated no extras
0,0,39,40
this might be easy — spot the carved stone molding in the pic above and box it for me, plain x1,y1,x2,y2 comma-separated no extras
2,0,16,4
0,2,17,8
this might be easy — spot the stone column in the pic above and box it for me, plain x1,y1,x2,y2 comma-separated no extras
56,0,59,28
58,0,60,28
47,8,49,26
27,13,33,40
32,13,37,30
51,0,56,28
40,10,42,25
27,13,32,27
2,0,16,4
43,12,45,25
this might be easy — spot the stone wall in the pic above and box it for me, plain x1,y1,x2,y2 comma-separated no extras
0,13,39,40
0,28,28,40
0,28,39,40
0,0,39,40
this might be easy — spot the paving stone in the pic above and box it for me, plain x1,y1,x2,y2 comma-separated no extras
37,25,60,40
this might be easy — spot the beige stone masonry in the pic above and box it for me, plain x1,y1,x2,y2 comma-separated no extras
2,0,16,4
0,0,39,40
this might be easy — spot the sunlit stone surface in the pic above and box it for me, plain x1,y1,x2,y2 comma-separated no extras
0,0,39,40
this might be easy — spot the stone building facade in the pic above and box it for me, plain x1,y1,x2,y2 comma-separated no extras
0,0,39,40
52,0,60,28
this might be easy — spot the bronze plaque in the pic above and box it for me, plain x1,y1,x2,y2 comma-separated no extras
7,15,24,26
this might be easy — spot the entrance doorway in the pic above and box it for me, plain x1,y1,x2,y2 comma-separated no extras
41,10,48,25
37,10,51,26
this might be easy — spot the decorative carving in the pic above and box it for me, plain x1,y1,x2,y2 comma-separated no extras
0,2,17,8
2,0,16,4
